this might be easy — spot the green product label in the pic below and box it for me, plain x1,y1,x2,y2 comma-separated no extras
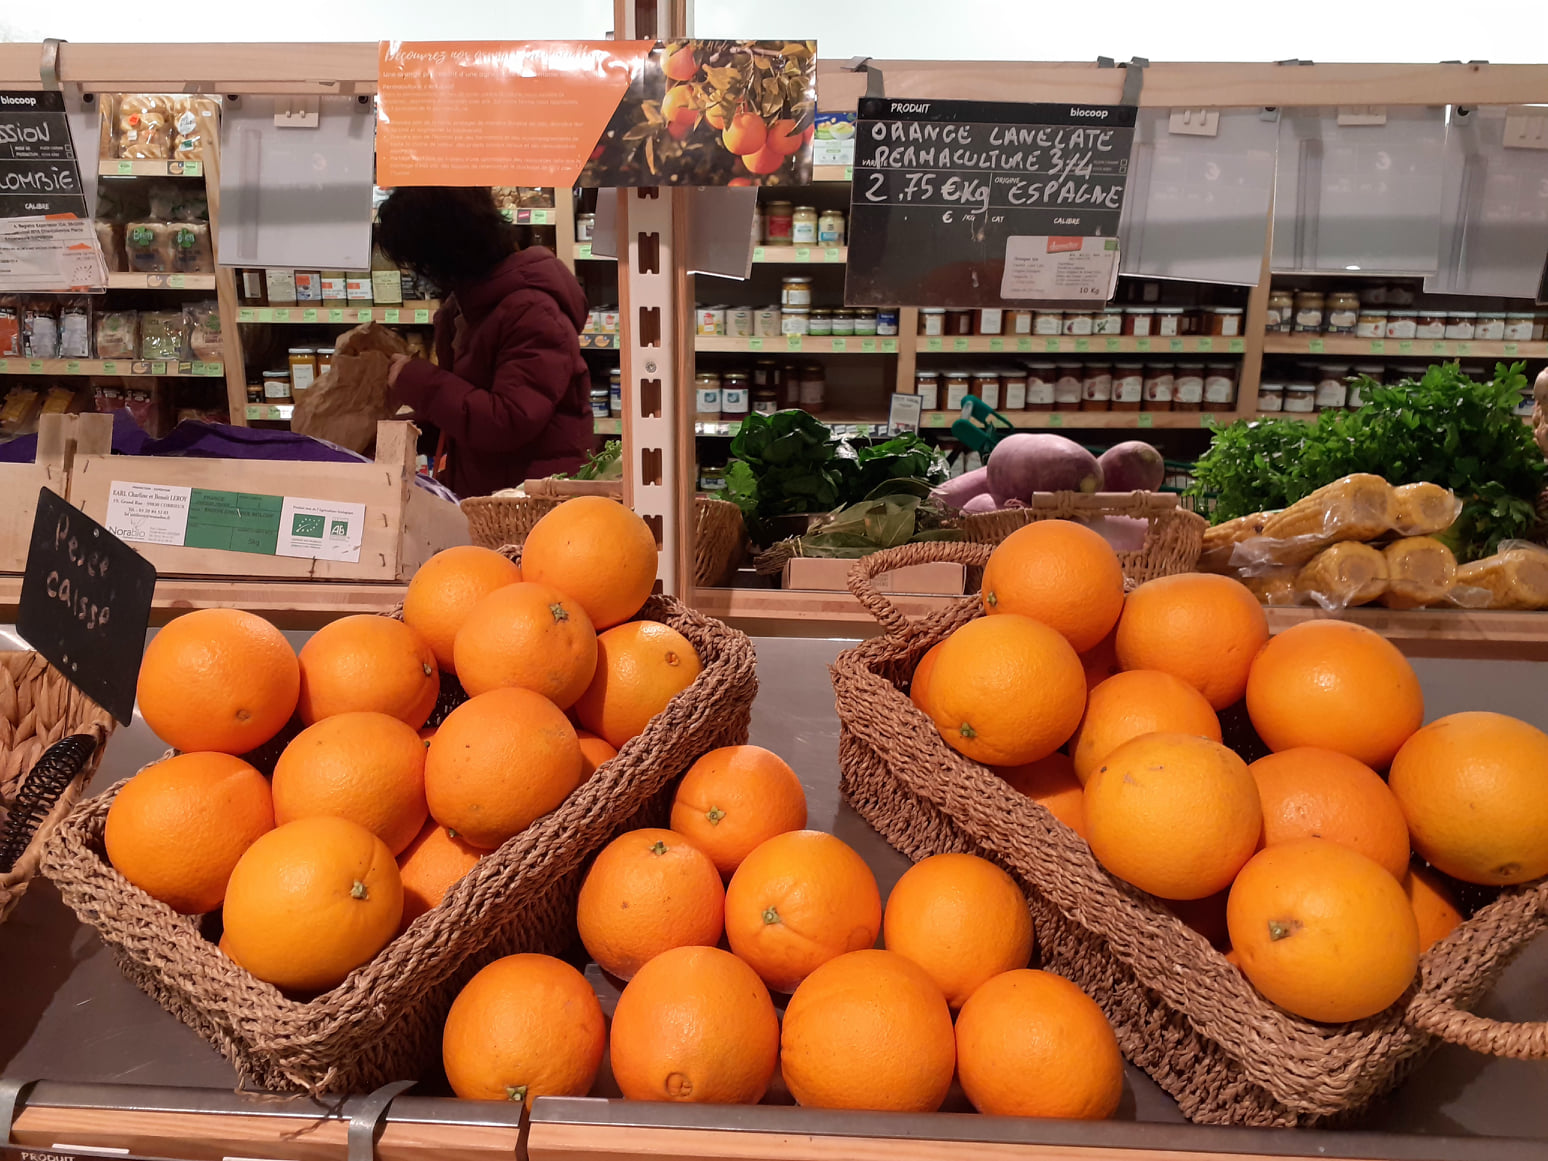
795,247,811,260
384,309,401,323
169,274,186,289
1105,338,1121,352
1369,340,1386,353
1136,338,1151,351
1048,413,1063,427
130,226,153,246
823,247,842,262
28,360,43,373
291,513,326,539
1504,342,1519,355
786,335,802,350
303,309,318,322
749,337,764,350
66,361,80,374
238,309,255,322
1015,338,1032,352
1045,338,1061,352
1229,338,1245,352
274,309,291,322
414,309,430,323
1170,338,1185,352
882,339,898,353
861,338,877,352
185,489,283,555
831,339,846,352
1197,338,1213,351
926,337,943,351
1308,339,1325,353
330,310,345,322
1138,413,1154,428
989,338,1005,352
753,247,766,262
1074,338,1090,352
953,337,969,352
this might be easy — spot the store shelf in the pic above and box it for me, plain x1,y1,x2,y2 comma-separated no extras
106,272,217,291
579,333,620,349
752,245,848,264
920,335,1247,356
245,403,293,421
696,336,899,354
499,207,557,225
98,158,203,177
921,409,1230,430
237,302,440,325
0,358,224,377
1264,335,1548,359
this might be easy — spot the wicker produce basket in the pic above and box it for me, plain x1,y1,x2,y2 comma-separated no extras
959,491,1205,585
831,540,1548,1128
462,482,747,587
0,653,113,924
43,577,758,1093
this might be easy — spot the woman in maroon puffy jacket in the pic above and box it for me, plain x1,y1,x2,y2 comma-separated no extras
377,186,594,497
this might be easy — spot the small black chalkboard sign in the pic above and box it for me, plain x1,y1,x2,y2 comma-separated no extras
0,90,90,220
17,488,156,725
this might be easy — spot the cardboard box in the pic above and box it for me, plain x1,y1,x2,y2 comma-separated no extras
782,556,966,596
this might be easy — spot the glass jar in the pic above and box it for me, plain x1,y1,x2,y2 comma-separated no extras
919,308,946,336
1257,382,1284,413
721,372,750,418
752,386,779,414
1207,307,1244,337
1025,363,1057,407
755,306,783,336
1266,290,1294,333
1112,363,1144,410
1006,309,1034,336
1474,311,1506,341
1053,364,1083,407
829,309,854,337
695,371,722,419
239,269,266,305
1094,309,1125,336
1355,310,1388,338
817,209,845,245
1445,311,1477,340
1503,312,1535,341
1534,311,1548,341
875,309,900,336
1350,364,1384,409
1315,365,1350,410
798,363,826,411
791,205,819,245
1326,293,1361,334
609,367,623,416
590,386,611,418
946,309,975,336
1415,310,1448,340
1124,307,1156,336
972,370,1001,409
781,307,810,335
1293,291,1325,333
287,347,317,394
576,213,597,242
942,371,973,410
696,306,726,336
1385,310,1419,339
1173,363,1205,411
1034,310,1063,336
1154,307,1186,336
262,370,292,402
1080,364,1112,410
1062,310,1095,336
316,347,335,376
852,309,878,336
808,309,832,337
726,306,754,338
1142,365,1174,410
1361,284,1390,306
1387,284,1417,306
1204,364,1238,407
1001,370,1029,410
1284,382,1316,413
913,370,940,411
765,201,794,244
976,308,1004,336
247,382,264,405
781,276,813,307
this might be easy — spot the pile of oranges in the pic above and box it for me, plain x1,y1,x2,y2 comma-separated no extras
106,498,689,993
443,742,1124,1120
916,519,1548,1024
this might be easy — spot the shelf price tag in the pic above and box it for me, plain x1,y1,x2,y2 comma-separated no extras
414,309,431,324
831,338,847,352
823,247,842,263
303,309,318,323
989,338,1005,352
184,160,202,177
748,337,764,351
237,308,255,323
1105,338,1121,352
1197,338,1213,352
952,337,969,352
151,361,167,375
329,309,345,322
116,160,134,175
28,360,43,373
1229,338,1245,353
101,361,116,374
1045,338,1061,352
190,361,207,377
786,335,803,351
860,338,877,352
795,247,812,261
1015,337,1032,352
1135,338,1151,352
273,309,291,322
1074,338,1090,352
1048,413,1063,427
169,274,186,289
1504,342,1519,356
1399,340,1414,353
384,309,401,323
881,339,898,353
0,360,8,373
1200,413,1216,427
1169,338,1185,352
1137,413,1154,428
1456,342,1472,355
66,361,81,374
576,243,593,259
752,247,766,262
355,309,372,322
1431,341,1448,354
926,337,943,351
1369,340,1386,353
1308,338,1325,353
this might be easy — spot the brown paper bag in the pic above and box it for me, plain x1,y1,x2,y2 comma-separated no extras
291,322,408,454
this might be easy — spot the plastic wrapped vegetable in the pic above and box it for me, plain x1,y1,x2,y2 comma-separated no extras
1261,474,1396,543
1391,482,1460,537
1200,510,1271,573
1451,543,1548,611
1294,542,1388,610
1379,537,1457,610
1241,571,1298,607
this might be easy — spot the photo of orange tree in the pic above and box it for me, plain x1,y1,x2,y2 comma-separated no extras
579,40,817,187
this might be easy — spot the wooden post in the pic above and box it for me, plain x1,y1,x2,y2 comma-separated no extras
198,116,250,426
1234,211,1276,417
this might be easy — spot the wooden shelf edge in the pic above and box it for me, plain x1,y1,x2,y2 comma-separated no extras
920,410,1228,430
1263,336,1548,359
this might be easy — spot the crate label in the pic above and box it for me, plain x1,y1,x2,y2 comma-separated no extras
237,308,255,323
1074,338,1090,352
823,247,842,263
1229,338,1245,352
384,309,401,323
861,338,877,352
926,337,943,351
1138,413,1154,428
989,338,1005,352
414,309,431,323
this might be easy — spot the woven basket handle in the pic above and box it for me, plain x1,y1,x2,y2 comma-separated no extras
845,541,994,639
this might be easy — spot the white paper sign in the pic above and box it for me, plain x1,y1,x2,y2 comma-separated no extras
276,497,366,563
104,482,192,547
1000,235,1121,302
888,392,923,434
0,215,108,292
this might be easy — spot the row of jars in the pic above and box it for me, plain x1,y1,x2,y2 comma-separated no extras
696,302,902,338
916,362,1239,412
583,306,622,335
758,203,846,247
693,361,829,418
1269,290,1546,340
918,305,1245,338
588,368,624,419
1258,363,1388,414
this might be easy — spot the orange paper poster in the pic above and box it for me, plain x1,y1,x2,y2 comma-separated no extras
377,41,654,188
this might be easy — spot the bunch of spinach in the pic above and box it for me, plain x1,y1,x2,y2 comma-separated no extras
1190,362,1544,561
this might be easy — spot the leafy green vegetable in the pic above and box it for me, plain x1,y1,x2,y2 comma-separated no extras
1190,362,1545,561
566,439,623,481
793,482,962,558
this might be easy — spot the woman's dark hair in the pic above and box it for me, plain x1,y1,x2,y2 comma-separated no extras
376,186,523,289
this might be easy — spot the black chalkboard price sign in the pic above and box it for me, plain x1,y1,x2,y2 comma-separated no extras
17,488,157,725
845,97,1137,309
0,90,90,220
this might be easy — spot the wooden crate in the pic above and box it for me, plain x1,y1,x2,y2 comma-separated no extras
67,420,468,581
0,414,103,573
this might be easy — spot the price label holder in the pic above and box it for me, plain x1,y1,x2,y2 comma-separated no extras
1044,338,1062,353
860,338,877,352
1135,338,1152,352
1369,340,1386,354
831,338,847,352
168,274,186,289
1169,339,1185,353
356,309,373,322
794,247,812,261
823,247,842,263
881,339,898,353
17,489,156,725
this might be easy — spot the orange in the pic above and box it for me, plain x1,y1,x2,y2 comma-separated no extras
271,711,428,856
882,853,1033,1008
1249,748,1411,880
222,816,403,992
981,520,1126,652
297,615,439,729
452,581,597,708
424,687,584,850
1070,669,1222,784
926,615,1086,767
104,752,273,914
576,730,617,783
908,642,943,713
397,819,484,929
1227,839,1420,1022
956,969,1123,1119
725,829,882,993
573,621,702,750
1079,626,1123,693
669,745,808,877
1115,573,1269,710
1245,620,1422,769
1388,711,1548,885
520,497,658,630
1084,733,1262,900
402,545,522,671
576,828,725,980
609,945,779,1104
996,753,1087,838
442,953,604,1107
1405,865,1464,952
137,609,298,754
780,949,955,1112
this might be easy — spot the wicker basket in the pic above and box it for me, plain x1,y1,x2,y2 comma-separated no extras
43,586,757,1093
830,540,1548,1128
959,492,1205,585
461,485,747,587
0,653,113,924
